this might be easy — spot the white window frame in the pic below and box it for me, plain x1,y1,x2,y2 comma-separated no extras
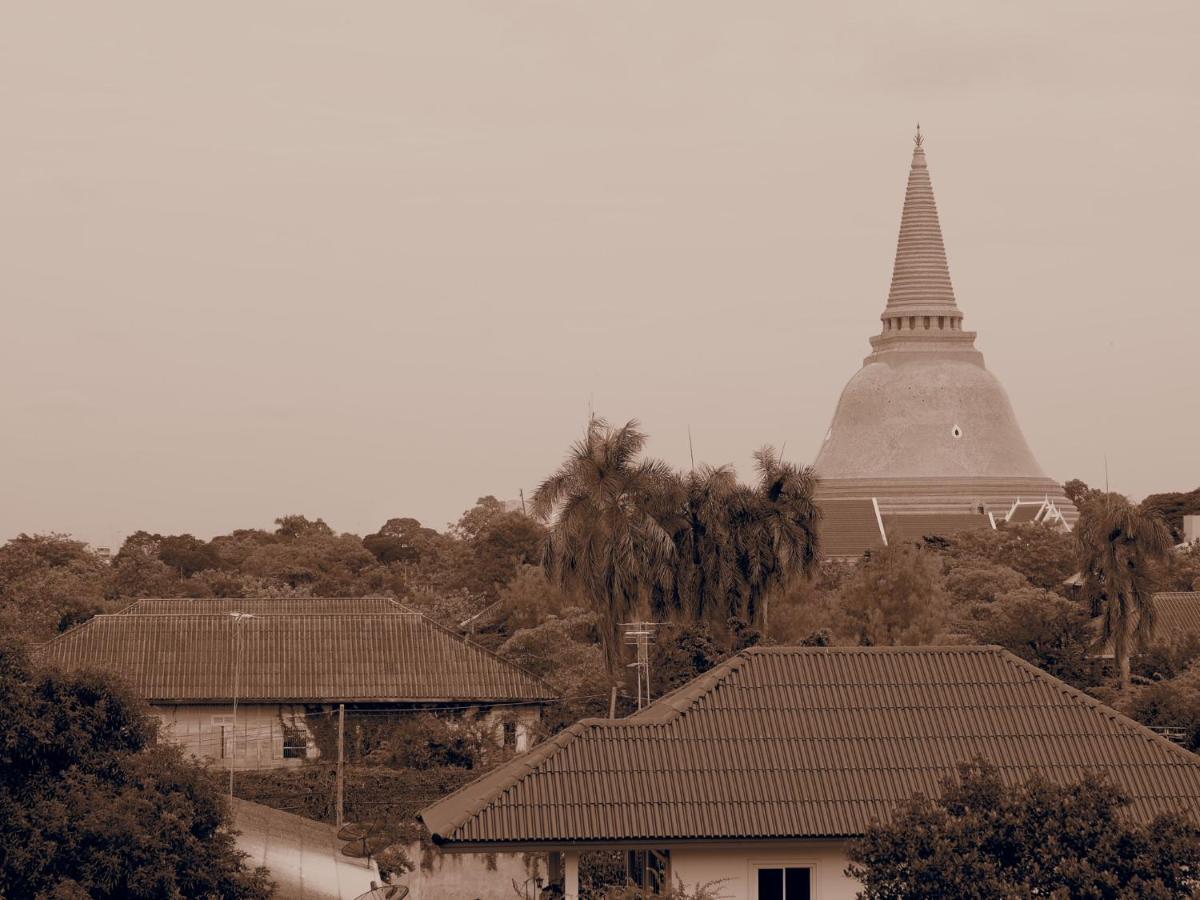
748,858,818,900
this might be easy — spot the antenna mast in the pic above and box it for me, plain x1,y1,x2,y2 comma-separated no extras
621,621,660,710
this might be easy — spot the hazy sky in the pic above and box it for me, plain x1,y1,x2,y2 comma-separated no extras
3,2,1198,548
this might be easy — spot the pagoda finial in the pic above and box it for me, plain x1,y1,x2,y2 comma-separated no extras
914,122,923,149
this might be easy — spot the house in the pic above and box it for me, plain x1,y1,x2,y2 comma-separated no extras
35,597,555,769
419,645,1200,900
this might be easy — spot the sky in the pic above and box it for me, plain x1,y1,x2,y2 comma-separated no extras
2,1,1198,549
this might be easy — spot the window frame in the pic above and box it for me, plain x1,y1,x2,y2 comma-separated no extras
748,858,818,900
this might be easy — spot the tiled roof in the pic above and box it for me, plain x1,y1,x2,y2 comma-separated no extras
1153,592,1200,642
420,646,1200,847
36,610,555,703
118,597,413,616
1006,501,1046,525
816,498,886,559
882,512,993,545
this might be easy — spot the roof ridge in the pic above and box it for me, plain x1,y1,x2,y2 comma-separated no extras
994,648,1200,766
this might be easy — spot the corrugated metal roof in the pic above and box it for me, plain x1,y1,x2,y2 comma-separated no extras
36,610,555,703
882,512,993,545
420,646,1200,846
816,498,886,559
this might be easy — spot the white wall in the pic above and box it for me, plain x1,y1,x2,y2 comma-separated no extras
153,703,316,770
399,846,540,900
668,841,861,900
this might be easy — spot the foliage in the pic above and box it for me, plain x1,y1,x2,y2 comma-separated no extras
1126,662,1200,752
1141,487,1200,544
1064,478,1104,509
498,608,613,732
943,561,1029,607
965,587,1098,688
455,499,547,599
309,709,502,770
532,418,677,673
846,758,1200,899
650,622,725,696
1160,542,1200,592
836,545,949,646
941,522,1078,593
1077,495,1174,688
495,565,569,632
0,533,112,643
0,640,272,899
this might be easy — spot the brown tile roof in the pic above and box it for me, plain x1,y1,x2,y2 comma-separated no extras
1153,592,1200,643
816,498,886,558
36,609,555,703
118,598,413,616
419,645,1200,848
882,512,993,545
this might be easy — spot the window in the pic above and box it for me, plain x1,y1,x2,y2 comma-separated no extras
755,865,811,900
281,721,309,759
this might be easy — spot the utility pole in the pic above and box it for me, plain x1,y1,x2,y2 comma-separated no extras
336,703,345,828
228,612,254,802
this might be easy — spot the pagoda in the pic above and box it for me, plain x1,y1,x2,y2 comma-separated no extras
813,129,1076,550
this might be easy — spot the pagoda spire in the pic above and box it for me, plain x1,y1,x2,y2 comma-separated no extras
869,128,977,357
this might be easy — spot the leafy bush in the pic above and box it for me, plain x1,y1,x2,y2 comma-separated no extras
847,759,1200,898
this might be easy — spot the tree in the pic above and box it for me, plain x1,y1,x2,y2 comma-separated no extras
1141,487,1200,544
451,495,508,542
942,523,1078,593
846,759,1200,899
157,533,222,578
459,508,547,599
273,514,335,540
837,544,949,646
532,418,676,673
363,517,438,565
0,534,111,643
1064,477,1104,509
970,587,1096,688
0,640,272,899
1077,495,1174,689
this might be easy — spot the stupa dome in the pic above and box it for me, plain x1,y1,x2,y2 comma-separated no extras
813,128,1076,543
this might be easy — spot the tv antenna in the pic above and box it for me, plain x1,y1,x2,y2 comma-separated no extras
621,621,660,710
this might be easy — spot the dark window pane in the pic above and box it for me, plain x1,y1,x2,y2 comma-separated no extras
758,867,783,900
785,867,812,899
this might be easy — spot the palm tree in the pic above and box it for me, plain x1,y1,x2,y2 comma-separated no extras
733,447,822,632
1076,494,1173,689
531,418,676,673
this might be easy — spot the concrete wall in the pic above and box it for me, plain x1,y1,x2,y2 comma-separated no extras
400,846,541,900
666,841,860,900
